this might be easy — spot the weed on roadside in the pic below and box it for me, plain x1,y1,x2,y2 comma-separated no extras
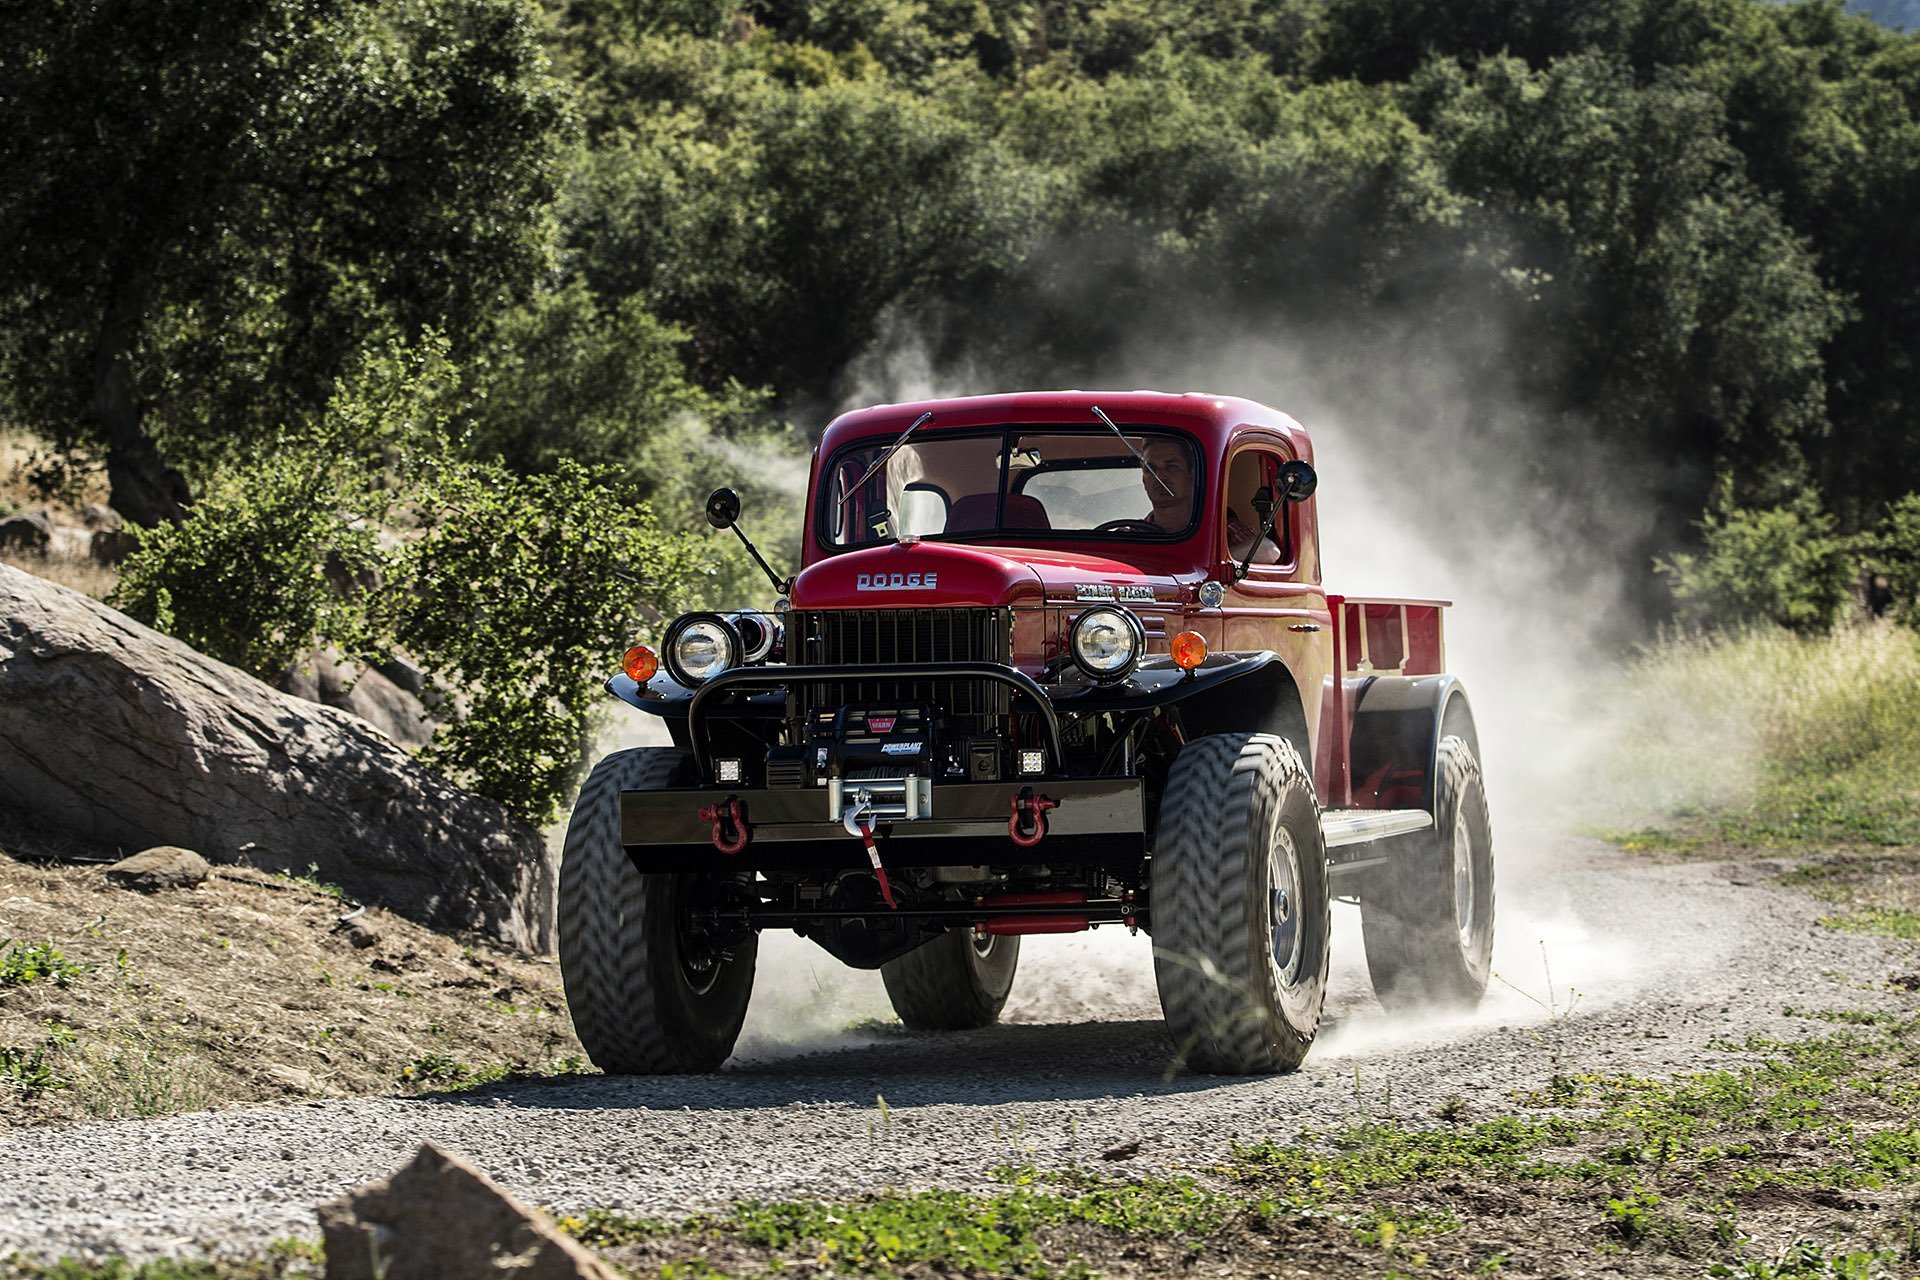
0,941,85,988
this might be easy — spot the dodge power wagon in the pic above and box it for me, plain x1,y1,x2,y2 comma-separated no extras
559,391,1494,1075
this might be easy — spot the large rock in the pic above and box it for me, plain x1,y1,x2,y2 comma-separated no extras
0,511,52,552
277,648,434,749
316,1142,619,1280
0,564,555,952
105,845,211,891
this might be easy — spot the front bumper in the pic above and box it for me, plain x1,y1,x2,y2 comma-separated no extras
620,777,1144,873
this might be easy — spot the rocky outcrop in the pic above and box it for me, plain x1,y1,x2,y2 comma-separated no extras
277,648,434,749
0,511,52,552
0,564,555,952
104,845,211,891
317,1142,620,1280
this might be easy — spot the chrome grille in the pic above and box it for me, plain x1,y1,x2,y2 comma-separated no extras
792,607,1012,728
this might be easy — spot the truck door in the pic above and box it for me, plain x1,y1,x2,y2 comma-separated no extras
1217,441,1334,784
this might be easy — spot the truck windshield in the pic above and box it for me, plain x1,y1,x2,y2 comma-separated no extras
818,427,1200,550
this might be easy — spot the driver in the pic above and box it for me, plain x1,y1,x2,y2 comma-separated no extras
1138,437,1280,564
1140,438,1193,533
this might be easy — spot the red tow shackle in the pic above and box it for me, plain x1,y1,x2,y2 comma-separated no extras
1008,791,1057,849
696,798,750,855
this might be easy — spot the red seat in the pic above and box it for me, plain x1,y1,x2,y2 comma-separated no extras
945,493,1051,533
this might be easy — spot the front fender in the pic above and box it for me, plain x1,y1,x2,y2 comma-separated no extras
1043,651,1285,713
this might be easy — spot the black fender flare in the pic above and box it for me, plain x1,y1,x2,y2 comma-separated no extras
1347,674,1479,814
1049,651,1311,751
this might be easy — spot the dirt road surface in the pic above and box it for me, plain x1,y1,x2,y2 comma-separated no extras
1,824,1910,1262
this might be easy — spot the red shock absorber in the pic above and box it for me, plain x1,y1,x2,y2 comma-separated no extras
976,891,1089,935
696,798,750,855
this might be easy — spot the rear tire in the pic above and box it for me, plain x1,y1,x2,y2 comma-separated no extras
558,747,757,1073
1360,735,1494,1011
881,930,1020,1030
1151,733,1330,1074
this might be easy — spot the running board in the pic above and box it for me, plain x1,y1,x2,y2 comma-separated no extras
1320,808,1433,848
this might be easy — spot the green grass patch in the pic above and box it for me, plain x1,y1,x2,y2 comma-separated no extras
0,1246,319,1279
1591,622,1920,848
0,940,85,987
1819,908,1920,940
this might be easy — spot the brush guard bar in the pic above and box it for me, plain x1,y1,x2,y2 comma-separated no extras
685,661,1064,778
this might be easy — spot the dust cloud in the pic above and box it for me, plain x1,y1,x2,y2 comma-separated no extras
590,300,1674,1062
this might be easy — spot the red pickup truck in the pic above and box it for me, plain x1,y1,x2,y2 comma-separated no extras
560,391,1493,1075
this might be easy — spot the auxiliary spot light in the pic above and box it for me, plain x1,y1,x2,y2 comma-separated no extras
622,645,659,683
1170,630,1209,671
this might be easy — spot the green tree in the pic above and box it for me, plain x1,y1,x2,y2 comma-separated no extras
1658,481,1858,632
0,0,569,524
116,332,717,824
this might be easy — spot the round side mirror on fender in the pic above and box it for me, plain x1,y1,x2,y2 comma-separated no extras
706,487,742,530
1279,460,1317,503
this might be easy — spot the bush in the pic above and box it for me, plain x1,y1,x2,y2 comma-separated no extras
112,336,453,675
1657,484,1857,633
1869,493,1920,625
115,335,720,826
377,459,710,824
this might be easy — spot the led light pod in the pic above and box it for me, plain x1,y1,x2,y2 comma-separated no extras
663,613,742,686
1069,606,1144,682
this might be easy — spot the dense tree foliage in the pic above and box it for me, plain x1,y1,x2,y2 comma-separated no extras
11,0,1920,805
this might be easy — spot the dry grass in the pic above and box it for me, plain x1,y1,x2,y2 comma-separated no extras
1588,621,1920,844
1,429,121,599
0,839,586,1124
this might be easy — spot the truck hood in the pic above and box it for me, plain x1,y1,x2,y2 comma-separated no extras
791,541,1195,610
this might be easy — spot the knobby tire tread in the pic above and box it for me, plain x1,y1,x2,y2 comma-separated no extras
1152,733,1329,1075
881,932,1020,1031
558,747,754,1074
1360,735,1494,1011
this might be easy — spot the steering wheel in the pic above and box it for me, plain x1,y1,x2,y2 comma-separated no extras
1094,518,1164,534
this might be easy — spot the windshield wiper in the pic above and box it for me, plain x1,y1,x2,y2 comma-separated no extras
1092,406,1173,498
839,411,934,508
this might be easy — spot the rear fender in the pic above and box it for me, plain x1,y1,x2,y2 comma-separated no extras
1348,675,1479,814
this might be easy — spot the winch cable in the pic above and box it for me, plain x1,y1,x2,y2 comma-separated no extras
841,791,898,909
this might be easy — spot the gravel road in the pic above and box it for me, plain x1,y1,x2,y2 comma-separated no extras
3,824,1912,1263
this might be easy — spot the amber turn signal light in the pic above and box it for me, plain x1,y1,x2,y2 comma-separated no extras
1170,630,1208,670
623,644,660,683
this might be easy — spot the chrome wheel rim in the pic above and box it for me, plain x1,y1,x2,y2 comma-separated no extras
1452,806,1476,949
1268,826,1303,987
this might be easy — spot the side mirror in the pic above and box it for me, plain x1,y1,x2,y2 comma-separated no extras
1279,460,1317,503
705,487,742,530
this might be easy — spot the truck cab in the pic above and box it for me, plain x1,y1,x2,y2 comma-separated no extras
560,391,1494,1076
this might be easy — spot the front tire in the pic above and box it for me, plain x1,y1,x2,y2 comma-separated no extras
1151,733,1330,1074
881,930,1020,1030
1360,734,1494,1011
558,747,757,1073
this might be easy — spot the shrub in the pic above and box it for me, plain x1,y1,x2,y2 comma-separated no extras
111,335,454,676
113,334,721,826
1657,483,1857,633
377,459,709,824
1868,492,1920,624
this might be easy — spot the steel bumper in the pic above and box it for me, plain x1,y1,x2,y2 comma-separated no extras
619,777,1145,873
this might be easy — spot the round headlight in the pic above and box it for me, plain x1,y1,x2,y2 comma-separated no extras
728,610,780,665
663,613,741,686
1070,607,1144,682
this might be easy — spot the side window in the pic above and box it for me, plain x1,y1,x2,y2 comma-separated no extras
1223,449,1287,569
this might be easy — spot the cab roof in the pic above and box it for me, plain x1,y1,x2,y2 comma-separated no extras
817,390,1308,459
